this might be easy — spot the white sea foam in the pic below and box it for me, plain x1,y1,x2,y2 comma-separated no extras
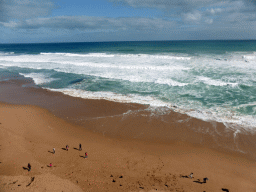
54,60,190,71
40,52,191,60
186,109,256,133
243,55,256,60
120,54,191,60
0,52,14,56
242,52,256,61
197,76,238,87
20,73,58,85
155,78,189,86
41,52,115,57
48,88,166,106
237,102,256,108
0,55,52,63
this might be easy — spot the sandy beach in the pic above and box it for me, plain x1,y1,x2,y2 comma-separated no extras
0,78,256,192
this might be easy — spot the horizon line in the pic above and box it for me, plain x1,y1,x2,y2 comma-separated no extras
1,39,256,45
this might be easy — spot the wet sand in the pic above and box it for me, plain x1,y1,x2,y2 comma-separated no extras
0,77,256,191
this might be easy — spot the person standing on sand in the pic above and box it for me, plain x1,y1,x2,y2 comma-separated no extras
203,177,209,183
79,143,82,151
28,163,31,171
53,148,55,154
66,145,69,151
85,152,88,158
49,163,52,167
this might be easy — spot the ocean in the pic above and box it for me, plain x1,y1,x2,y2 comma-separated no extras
0,40,256,132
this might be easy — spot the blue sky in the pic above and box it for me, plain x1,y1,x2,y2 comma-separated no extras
0,0,256,43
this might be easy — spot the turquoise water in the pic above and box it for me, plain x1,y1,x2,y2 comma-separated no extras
0,40,256,130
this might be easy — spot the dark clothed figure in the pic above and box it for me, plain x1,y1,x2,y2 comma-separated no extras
28,163,31,171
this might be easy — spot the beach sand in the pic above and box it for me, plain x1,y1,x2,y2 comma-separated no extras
0,78,256,192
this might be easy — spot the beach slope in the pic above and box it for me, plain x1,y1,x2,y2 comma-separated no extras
0,102,256,192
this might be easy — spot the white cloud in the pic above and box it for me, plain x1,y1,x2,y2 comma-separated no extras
207,8,222,15
0,16,176,32
0,21,18,28
109,0,256,24
109,0,217,11
184,12,202,22
0,0,54,22
205,18,213,24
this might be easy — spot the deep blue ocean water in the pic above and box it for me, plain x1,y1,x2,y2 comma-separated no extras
0,40,256,131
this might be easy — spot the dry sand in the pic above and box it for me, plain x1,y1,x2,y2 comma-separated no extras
0,79,256,192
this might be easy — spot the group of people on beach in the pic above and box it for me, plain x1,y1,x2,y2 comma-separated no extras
27,143,87,172
64,143,86,157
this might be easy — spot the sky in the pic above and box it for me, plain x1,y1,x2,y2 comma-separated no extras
0,0,256,43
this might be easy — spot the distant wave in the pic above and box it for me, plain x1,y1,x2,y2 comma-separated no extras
197,76,238,87
120,54,191,60
53,60,190,71
40,52,191,60
0,52,14,56
40,52,115,58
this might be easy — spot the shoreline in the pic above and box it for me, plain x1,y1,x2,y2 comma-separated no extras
0,77,256,191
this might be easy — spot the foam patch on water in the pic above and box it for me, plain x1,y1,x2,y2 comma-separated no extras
186,110,256,133
242,53,256,61
20,73,58,85
197,76,238,87
40,52,191,60
48,88,171,107
56,61,190,71
0,52,14,56
120,54,191,60
155,78,189,86
41,52,115,58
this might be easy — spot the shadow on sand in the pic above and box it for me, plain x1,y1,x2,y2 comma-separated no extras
193,179,206,184
22,167,29,171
